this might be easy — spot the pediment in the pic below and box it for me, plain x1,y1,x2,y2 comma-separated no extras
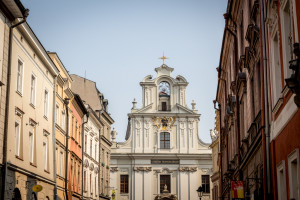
135,103,153,113
175,103,197,114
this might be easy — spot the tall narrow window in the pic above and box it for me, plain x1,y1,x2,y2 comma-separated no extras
43,140,48,170
71,116,74,137
120,175,129,193
17,59,23,94
78,165,81,191
60,151,64,176
288,150,299,200
84,135,87,152
15,121,21,157
55,104,60,124
90,174,92,193
271,33,282,103
84,171,87,191
90,139,92,156
160,175,171,193
29,131,34,163
95,144,97,160
202,175,210,193
281,0,293,78
61,111,65,130
79,126,81,145
160,132,170,149
44,90,49,118
75,121,78,140
277,161,287,200
30,74,36,106
56,148,58,174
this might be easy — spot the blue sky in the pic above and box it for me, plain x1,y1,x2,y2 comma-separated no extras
22,0,227,143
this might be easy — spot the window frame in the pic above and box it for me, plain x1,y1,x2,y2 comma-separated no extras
44,89,49,118
277,160,287,200
160,132,170,149
202,175,210,193
120,174,129,194
16,58,24,94
29,130,35,164
15,120,21,157
288,149,300,200
160,174,171,193
30,73,37,106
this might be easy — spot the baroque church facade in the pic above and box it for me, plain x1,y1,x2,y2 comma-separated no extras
110,64,212,200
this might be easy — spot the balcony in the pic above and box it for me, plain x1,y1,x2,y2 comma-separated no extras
158,105,171,111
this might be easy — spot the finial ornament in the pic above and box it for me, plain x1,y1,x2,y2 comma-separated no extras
159,52,168,64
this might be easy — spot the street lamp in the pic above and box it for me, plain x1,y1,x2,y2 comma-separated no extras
196,186,203,200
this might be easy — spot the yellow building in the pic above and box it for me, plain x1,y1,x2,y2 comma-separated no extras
48,52,73,200
3,20,59,200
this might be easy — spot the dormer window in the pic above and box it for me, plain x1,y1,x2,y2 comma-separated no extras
158,81,171,111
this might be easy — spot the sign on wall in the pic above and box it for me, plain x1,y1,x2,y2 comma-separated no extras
232,181,244,199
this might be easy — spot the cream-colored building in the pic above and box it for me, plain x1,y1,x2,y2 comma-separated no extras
71,74,114,200
110,64,212,200
0,1,28,197
3,20,59,200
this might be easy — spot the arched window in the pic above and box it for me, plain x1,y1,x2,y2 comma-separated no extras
158,82,171,111
160,132,170,149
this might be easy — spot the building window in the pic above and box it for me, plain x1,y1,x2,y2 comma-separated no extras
160,132,170,149
84,135,87,152
160,175,171,193
280,0,293,79
120,175,129,193
15,121,21,157
55,104,60,124
43,140,48,170
29,131,34,164
84,171,87,191
271,32,282,103
277,161,287,200
60,151,64,176
90,139,92,156
288,149,299,200
78,165,81,190
71,116,74,137
61,111,65,130
90,173,93,194
17,59,23,94
30,74,36,106
202,175,210,193
56,148,58,174
79,126,81,145
75,120,78,140
44,89,49,118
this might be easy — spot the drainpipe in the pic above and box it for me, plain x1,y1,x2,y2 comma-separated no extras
2,11,29,200
53,76,58,200
81,111,89,200
259,0,272,199
64,98,70,200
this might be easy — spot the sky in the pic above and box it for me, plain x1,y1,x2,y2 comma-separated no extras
21,0,227,143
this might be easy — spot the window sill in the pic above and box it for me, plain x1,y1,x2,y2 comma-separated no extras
30,162,37,168
30,103,36,109
44,169,50,174
44,115,48,121
16,90,23,97
15,155,23,161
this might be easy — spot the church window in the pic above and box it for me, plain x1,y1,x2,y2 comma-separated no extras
160,175,171,193
158,81,171,111
202,175,210,193
120,175,129,193
160,132,170,149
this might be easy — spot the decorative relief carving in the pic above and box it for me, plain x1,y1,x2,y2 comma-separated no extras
133,166,152,172
110,167,118,172
162,168,177,173
178,167,197,172
153,116,176,131
201,168,210,173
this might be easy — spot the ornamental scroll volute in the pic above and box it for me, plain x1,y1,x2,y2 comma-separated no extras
152,116,176,131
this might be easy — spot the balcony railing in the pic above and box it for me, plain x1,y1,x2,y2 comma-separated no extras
158,105,171,111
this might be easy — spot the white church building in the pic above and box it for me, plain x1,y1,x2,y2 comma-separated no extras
110,63,212,200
